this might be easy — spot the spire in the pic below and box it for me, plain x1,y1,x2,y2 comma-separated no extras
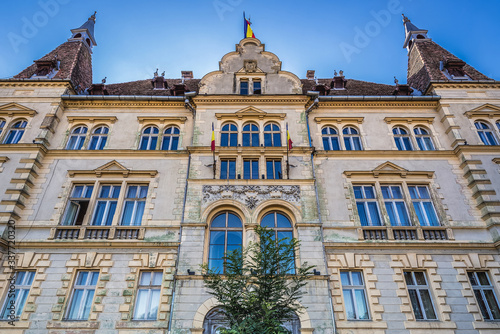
69,11,97,51
402,14,429,50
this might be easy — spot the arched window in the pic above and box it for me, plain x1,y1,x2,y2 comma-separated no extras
220,123,238,147
162,126,180,150
496,121,500,132
3,120,27,144
139,126,159,150
242,123,259,147
322,126,340,150
88,126,109,150
414,127,435,150
66,126,88,150
264,123,281,147
0,119,5,135
342,126,363,150
208,212,243,274
475,121,498,145
260,212,295,274
393,127,413,151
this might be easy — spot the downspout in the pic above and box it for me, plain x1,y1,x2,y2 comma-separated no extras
168,92,196,334
305,91,337,334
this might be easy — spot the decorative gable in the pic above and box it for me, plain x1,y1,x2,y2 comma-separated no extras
0,102,37,117
68,160,158,178
344,161,434,178
215,106,285,120
464,104,500,118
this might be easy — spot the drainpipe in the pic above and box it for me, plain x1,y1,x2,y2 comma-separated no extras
167,91,197,334
305,91,337,334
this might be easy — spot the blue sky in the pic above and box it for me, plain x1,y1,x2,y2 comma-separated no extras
0,0,499,85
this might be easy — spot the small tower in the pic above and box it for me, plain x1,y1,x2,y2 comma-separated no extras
402,14,429,51
68,11,97,52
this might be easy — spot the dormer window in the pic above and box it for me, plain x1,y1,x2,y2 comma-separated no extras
240,80,249,95
441,59,470,80
253,80,261,94
32,60,59,79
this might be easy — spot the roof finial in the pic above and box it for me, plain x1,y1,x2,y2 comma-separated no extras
402,13,409,23
334,70,338,77
339,70,344,77
161,71,165,77
394,76,399,85
102,77,106,84
89,11,96,22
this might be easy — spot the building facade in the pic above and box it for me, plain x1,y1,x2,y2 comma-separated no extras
1,12,500,334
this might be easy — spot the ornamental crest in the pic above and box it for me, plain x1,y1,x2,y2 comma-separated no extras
202,185,300,209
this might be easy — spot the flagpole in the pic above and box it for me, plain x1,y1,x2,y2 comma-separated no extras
213,149,216,179
211,122,216,179
286,123,290,179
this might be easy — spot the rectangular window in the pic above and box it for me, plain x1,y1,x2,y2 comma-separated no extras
240,81,249,95
121,185,148,226
61,185,94,226
354,185,382,226
468,271,500,320
133,271,162,320
0,271,35,319
66,271,99,320
220,159,236,179
253,80,261,94
381,185,410,226
340,271,370,320
404,271,437,320
408,185,439,226
266,159,282,179
91,185,121,226
243,159,259,179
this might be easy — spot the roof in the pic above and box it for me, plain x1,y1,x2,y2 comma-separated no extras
301,78,396,96
14,41,93,91
106,79,201,96
408,39,492,92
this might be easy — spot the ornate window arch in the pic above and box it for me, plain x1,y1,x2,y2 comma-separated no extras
88,125,109,150
264,122,281,147
342,126,363,151
475,121,498,145
208,211,243,273
220,122,238,147
413,126,435,151
139,125,159,150
322,126,340,151
393,126,413,151
161,126,180,150
242,122,259,147
3,119,28,144
66,125,88,150
260,211,295,274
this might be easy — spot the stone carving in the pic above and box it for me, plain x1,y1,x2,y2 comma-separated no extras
202,185,300,209
244,60,258,73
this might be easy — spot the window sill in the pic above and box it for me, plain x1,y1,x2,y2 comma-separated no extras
473,321,500,329
404,321,456,330
116,321,168,329
47,321,99,329
336,320,387,329
0,321,30,328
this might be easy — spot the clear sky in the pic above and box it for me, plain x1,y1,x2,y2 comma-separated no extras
0,0,499,86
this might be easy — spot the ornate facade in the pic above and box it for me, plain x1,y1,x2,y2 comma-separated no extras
1,12,500,334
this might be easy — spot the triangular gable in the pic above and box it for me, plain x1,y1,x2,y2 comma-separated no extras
465,104,500,118
0,102,37,117
344,161,433,178
216,107,286,121
68,160,157,178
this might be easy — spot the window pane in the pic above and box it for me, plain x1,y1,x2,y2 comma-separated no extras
67,289,84,319
340,272,350,285
251,133,259,147
261,213,274,228
344,137,352,150
414,272,426,285
210,231,226,244
227,213,242,228
343,289,356,319
251,160,259,179
264,133,272,147
148,289,160,319
209,259,224,273
409,289,423,319
474,289,490,319
140,272,151,285
209,245,225,259
92,201,106,225
413,202,426,226
243,133,250,146
211,214,226,227
423,202,439,226
420,290,437,319
127,186,137,198
354,289,369,319
133,202,145,225
152,272,163,285
367,202,381,226
228,160,236,179
386,203,397,226
484,290,500,319
273,133,281,146
221,160,228,179
121,202,134,225
364,186,375,199
134,289,149,320
227,231,242,245
353,186,363,199
229,133,237,146
277,213,291,228
357,203,368,226
404,272,414,285
353,137,362,150
351,271,362,285
396,202,410,226
331,137,340,150
221,133,228,146
477,272,490,286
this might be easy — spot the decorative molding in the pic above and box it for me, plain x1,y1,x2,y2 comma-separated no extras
63,100,185,108
67,116,118,124
0,156,9,163
314,117,364,124
216,106,286,120
493,158,500,164
464,103,500,119
318,101,438,108
137,116,187,124
344,161,434,178
384,117,434,124
68,160,158,178
194,96,309,105
0,102,37,117
202,185,300,209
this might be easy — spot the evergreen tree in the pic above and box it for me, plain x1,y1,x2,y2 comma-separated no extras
202,226,314,333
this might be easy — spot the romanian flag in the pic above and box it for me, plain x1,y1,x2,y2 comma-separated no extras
211,123,215,151
287,123,293,150
244,12,255,38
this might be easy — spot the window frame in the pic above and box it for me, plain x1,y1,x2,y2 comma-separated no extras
243,158,259,179
66,125,89,150
342,126,363,151
65,271,99,321
260,211,295,274
0,271,36,320
208,212,243,274
60,184,95,226
263,122,282,147
475,121,499,146
139,125,160,150
133,271,163,320
242,123,260,147
90,184,121,226
381,185,411,227
404,271,438,321
220,122,238,147
353,185,382,226
2,119,28,144
161,126,180,150
340,270,371,320
120,184,149,226
408,185,440,227
468,271,500,321
220,159,236,179
322,126,340,151
266,158,282,179
88,125,109,150
413,127,435,151
393,126,414,151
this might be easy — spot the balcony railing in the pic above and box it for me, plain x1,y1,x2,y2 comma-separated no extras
359,226,453,241
50,226,145,240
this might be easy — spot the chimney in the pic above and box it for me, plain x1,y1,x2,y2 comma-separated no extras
181,71,193,83
331,70,347,90
306,70,315,80
88,83,108,95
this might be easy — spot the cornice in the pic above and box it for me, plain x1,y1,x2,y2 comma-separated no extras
188,178,315,185
429,81,500,90
0,80,72,88
317,101,438,108
63,100,185,109
384,117,434,124
314,116,364,124
0,102,38,117
187,146,313,154
193,95,310,105
67,116,118,123
16,241,179,248
0,143,48,153
137,116,187,124
324,241,498,250
314,149,456,158
454,145,500,155
45,149,189,158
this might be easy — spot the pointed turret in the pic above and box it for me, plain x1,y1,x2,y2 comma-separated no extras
68,11,97,51
403,15,492,93
13,13,96,94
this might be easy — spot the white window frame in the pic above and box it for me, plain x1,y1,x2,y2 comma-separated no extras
263,122,281,147
65,271,99,320
60,184,94,226
139,126,159,150
321,126,340,151
342,126,363,151
91,184,121,226
393,126,414,151
161,126,180,150
413,127,435,151
120,184,149,226
340,270,370,320
408,185,440,227
475,121,499,146
0,271,35,319
133,271,163,320
404,271,438,320
88,126,109,150
381,185,411,226
353,185,382,226
66,126,88,150
3,119,27,144
468,271,500,321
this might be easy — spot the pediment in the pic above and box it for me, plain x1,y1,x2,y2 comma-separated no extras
465,104,500,118
68,160,157,178
344,161,433,178
0,102,37,117
215,106,286,120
